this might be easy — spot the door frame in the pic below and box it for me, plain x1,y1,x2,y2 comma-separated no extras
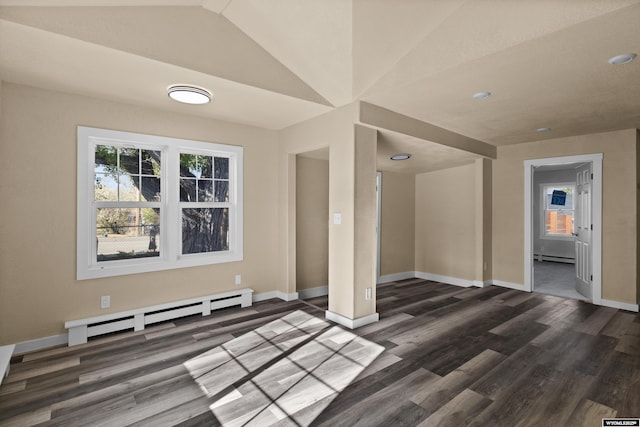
524,153,603,305
376,171,382,284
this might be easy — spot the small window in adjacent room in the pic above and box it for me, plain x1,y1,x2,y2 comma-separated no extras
542,184,575,237
77,127,243,280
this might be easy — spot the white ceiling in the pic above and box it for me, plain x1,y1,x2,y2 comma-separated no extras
1,0,639,172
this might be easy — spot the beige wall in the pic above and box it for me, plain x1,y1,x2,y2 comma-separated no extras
2,81,636,346
476,158,492,282
352,124,378,318
296,156,329,290
279,103,380,321
637,129,640,303
379,171,415,277
0,82,281,344
278,102,359,299
415,163,477,280
493,129,637,304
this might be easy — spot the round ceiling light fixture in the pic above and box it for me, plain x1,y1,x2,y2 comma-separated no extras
473,91,492,100
390,153,412,161
608,53,637,65
167,85,212,105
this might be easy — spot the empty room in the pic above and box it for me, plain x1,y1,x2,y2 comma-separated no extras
1,1,639,426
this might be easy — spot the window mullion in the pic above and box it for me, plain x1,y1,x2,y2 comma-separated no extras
165,144,178,262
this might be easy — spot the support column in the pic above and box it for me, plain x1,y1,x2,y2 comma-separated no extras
474,157,492,286
326,124,379,328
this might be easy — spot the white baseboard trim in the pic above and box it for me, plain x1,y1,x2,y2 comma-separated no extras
252,291,279,302
277,291,299,301
415,271,475,288
378,271,416,284
600,299,639,313
298,286,328,299
14,333,68,355
491,280,526,291
325,310,379,329
252,291,299,302
473,280,493,288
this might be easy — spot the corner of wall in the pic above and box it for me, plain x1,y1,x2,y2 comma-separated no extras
637,129,640,304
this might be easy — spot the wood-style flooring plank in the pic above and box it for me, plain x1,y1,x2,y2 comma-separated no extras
601,311,636,339
586,350,640,416
1,283,638,427
568,399,617,427
0,407,51,427
411,349,505,413
78,334,233,384
574,306,618,336
0,379,26,396
417,388,492,427
3,357,80,383
510,369,595,427
313,368,438,427
468,363,559,426
615,321,640,356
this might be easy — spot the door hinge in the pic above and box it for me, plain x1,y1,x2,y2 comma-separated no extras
590,224,593,230
591,173,593,180
590,274,593,281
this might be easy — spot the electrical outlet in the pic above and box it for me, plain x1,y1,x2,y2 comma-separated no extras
365,287,372,300
235,274,241,285
101,295,110,309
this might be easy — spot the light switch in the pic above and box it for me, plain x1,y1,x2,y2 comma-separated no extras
333,213,342,225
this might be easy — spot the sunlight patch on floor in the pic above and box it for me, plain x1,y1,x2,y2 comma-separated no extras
184,310,385,426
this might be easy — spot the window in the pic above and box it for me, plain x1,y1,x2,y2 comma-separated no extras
542,184,575,238
78,127,243,279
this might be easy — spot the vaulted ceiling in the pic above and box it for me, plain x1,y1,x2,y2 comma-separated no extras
1,1,639,161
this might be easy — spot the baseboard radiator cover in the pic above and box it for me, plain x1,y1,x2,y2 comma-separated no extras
65,288,253,346
533,254,575,264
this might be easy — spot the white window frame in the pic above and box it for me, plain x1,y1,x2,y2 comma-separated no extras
77,126,243,280
540,182,575,241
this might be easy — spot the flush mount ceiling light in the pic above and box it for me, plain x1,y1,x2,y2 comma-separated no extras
167,85,212,105
537,127,551,132
608,53,637,65
390,153,412,161
473,91,492,100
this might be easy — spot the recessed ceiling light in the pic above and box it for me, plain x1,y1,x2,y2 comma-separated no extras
473,91,492,100
608,53,637,65
537,127,551,132
390,153,411,161
167,85,212,104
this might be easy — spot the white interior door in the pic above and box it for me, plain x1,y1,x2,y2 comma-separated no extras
575,163,592,300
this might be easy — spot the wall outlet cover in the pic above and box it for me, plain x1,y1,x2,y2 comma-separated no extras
101,295,110,309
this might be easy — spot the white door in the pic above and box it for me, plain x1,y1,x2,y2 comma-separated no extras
575,163,592,300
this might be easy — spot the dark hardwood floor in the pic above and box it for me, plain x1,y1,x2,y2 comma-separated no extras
1,279,639,426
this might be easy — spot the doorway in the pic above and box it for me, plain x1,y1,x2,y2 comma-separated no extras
524,154,602,305
295,149,330,306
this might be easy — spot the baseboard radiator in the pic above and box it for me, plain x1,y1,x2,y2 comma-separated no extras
533,254,575,264
65,288,253,346
0,344,15,385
